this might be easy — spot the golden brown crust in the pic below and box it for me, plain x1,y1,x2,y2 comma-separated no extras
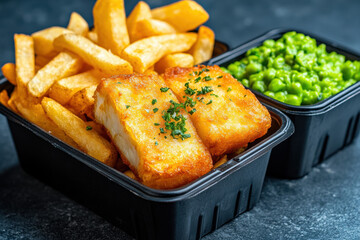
164,65,272,158
94,74,213,189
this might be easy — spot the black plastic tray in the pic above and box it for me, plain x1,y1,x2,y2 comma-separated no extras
0,76,293,239
208,28,360,178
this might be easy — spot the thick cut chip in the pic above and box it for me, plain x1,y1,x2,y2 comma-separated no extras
164,65,272,158
93,0,129,55
131,19,177,42
32,27,72,57
53,33,133,75
14,34,35,95
7,87,19,113
1,63,16,85
67,12,89,36
41,97,117,167
0,90,10,108
48,70,103,105
14,100,78,148
155,53,194,74
67,85,97,119
189,26,215,64
94,74,213,189
28,52,83,97
126,1,152,42
87,29,98,43
151,0,209,32
122,33,197,73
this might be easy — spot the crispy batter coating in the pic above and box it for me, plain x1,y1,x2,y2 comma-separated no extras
163,65,272,158
94,74,213,189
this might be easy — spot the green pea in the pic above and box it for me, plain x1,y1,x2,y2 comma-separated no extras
273,56,285,69
274,92,286,102
264,91,275,98
287,82,303,95
264,68,277,83
264,39,275,47
252,81,267,93
302,90,320,105
241,79,250,88
285,94,302,105
268,78,286,92
342,61,357,80
245,62,262,75
249,72,264,85
227,63,238,73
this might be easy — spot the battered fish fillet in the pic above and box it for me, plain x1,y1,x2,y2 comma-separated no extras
94,74,213,189
163,65,272,159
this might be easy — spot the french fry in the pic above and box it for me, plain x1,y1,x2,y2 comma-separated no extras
14,100,78,148
67,85,97,119
155,53,194,74
35,55,52,68
14,34,35,96
93,0,129,55
48,70,102,105
126,1,152,42
189,26,215,64
131,19,177,42
213,155,228,169
7,87,19,114
85,121,108,139
32,27,72,57
53,33,133,75
28,52,83,97
1,63,16,85
87,29,98,43
67,12,89,36
0,90,10,108
151,0,209,32
122,33,197,73
41,97,117,167
124,170,136,180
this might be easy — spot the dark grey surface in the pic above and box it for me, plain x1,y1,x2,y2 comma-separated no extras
0,0,360,239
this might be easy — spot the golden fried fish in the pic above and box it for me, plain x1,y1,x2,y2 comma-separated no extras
94,73,213,189
163,65,271,159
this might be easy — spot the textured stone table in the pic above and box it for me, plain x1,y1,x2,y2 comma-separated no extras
1,0,360,239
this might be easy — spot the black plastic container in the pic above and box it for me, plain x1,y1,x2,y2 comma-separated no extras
0,76,293,239
208,28,360,178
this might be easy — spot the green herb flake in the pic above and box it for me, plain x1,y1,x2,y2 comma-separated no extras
206,100,213,105
117,82,122,84
160,87,169,92
203,76,213,81
152,99,157,105
194,77,201,83
217,75,223,79
126,105,131,109
184,82,197,96
155,141,158,146
86,126,92,131
153,108,159,113
154,123,160,126
227,87,232,92
218,85,222,87
196,86,213,96
188,108,196,115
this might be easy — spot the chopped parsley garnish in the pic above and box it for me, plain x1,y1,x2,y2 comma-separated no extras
126,105,131,109
218,85,222,87
203,76,213,81
154,123,160,126
160,87,169,92
206,100,213,105
217,75,223,79
86,126,92,131
160,127,166,133
197,86,213,95
227,87,232,92
188,108,196,115
117,82,122,84
210,93,219,97
184,82,197,96
152,99,157,105
194,77,201,83
155,141,158,146
153,108,159,113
